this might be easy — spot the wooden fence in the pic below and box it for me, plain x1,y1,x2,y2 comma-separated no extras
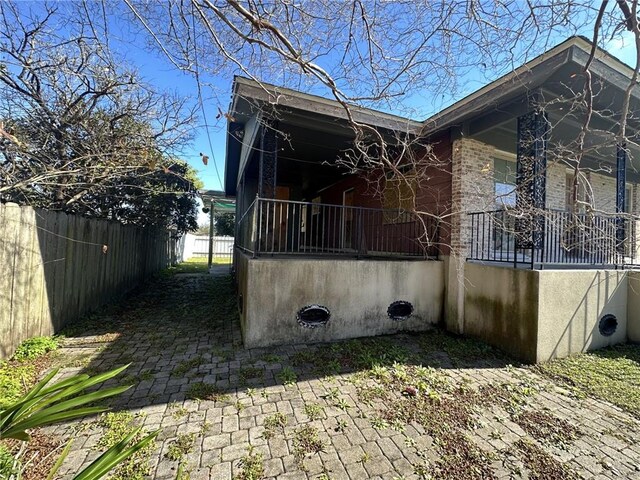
0,203,177,360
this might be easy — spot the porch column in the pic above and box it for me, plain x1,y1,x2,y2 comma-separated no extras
515,110,549,251
616,143,627,253
258,120,278,199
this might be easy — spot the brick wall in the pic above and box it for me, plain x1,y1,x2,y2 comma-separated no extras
451,138,496,256
546,162,566,210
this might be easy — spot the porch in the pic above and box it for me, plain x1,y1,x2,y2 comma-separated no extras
467,208,640,269
236,197,440,259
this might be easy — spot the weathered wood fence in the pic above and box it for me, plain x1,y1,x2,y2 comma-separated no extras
0,203,177,359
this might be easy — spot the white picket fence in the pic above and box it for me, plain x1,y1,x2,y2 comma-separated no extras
179,234,233,260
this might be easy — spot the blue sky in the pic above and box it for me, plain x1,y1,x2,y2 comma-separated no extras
107,13,639,196
133,41,635,195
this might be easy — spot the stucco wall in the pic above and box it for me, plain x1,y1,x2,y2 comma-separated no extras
537,270,628,360
464,263,539,362
464,263,631,363
238,253,444,348
627,271,640,343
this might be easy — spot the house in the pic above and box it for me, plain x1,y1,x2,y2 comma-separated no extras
224,36,640,363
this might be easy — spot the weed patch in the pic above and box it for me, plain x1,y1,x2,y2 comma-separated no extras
94,411,156,480
165,433,196,462
262,413,287,440
513,410,581,446
292,425,325,470
537,345,640,416
234,446,264,480
514,439,579,480
276,366,297,385
172,355,204,377
187,382,229,402
13,336,59,361
303,403,325,421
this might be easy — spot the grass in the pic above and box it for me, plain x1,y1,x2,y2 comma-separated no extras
0,443,17,479
537,344,640,416
172,355,204,376
169,257,210,274
167,256,230,275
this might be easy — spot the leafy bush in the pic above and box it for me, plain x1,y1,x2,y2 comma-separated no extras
13,336,59,361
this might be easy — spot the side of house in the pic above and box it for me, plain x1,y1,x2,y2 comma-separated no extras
226,36,640,362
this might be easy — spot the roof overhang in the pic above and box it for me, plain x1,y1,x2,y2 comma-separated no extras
200,189,236,213
223,77,423,196
421,36,640,136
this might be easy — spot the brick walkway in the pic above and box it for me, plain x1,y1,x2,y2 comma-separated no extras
45,271,640,479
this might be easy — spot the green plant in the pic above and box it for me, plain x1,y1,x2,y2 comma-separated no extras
169,404,189,420
292,425,325,470
303,403,324,421
91,411,157,480
0,443,18,478
239,367,263,382
276,367,297,386
165,433,196,461
0,365,158,480
335,419,348,433
186,383,229,402
262,413,287,439
172,356,204,377
335,398,351,411
261,354,281,364
234,446,264,480
0,362,36,410
13,336,59,361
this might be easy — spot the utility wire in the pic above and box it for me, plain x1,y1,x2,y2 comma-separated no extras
191,5,223,190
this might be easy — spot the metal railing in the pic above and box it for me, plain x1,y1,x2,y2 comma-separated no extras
236,197,439,259
468,208,639,269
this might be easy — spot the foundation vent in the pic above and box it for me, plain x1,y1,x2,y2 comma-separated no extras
598,314,618,337
297,305,330,328
387,301,413,321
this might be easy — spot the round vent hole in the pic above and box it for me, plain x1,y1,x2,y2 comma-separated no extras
297,305,330,328
599,314,618,337
388,301,413,321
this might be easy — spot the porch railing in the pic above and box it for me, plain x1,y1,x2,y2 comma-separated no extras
467,209,639,269
236,197,439,259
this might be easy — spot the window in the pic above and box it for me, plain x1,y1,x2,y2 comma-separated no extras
625,184,633,213
383,167,416,224
494,158,516,208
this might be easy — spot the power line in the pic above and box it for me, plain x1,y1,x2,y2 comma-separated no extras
191,5,223,190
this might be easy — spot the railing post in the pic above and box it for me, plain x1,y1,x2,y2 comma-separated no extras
252,196,260,258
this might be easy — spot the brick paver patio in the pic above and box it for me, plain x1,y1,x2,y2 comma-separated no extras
44,269,640,479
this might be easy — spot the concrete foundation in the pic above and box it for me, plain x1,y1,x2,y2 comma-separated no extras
235,250,444,348
464,263,637,363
